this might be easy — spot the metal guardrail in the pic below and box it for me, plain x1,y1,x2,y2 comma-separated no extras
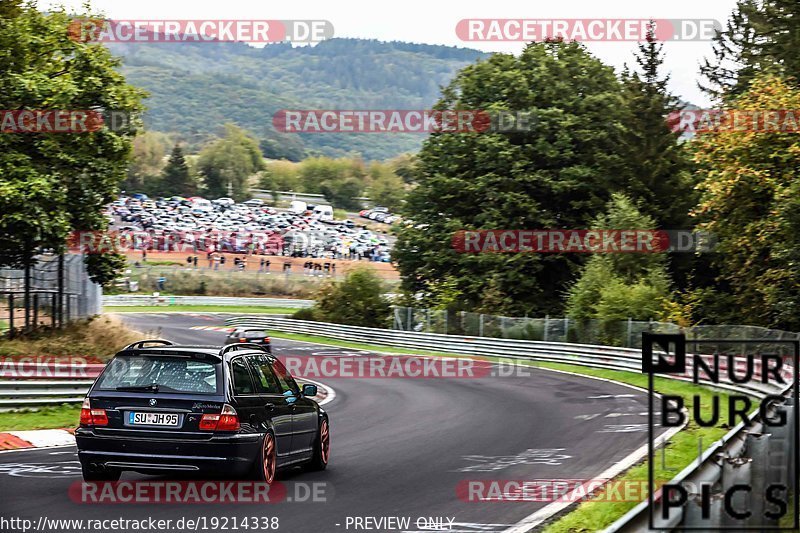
225,317,796,531
224,317,789,399
0,363,104,408
103,295,314,308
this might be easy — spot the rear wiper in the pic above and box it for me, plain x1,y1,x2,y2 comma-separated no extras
115,384,159,392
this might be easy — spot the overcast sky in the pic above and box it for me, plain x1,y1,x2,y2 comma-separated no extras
42,0,739,106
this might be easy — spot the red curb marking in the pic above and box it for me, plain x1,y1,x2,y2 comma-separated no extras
0,433,33,450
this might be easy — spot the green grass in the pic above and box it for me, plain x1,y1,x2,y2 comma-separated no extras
105,305,300,314
266,330,739,532
0,404,80,431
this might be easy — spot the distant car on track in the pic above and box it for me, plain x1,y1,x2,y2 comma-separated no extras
76,340,329,483
224,328,272,353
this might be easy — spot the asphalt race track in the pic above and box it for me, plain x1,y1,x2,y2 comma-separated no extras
0,313,663,533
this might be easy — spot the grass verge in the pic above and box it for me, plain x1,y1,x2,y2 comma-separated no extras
0,316,145,359
105,305,300,314
0,404,80,432
267,330,738,532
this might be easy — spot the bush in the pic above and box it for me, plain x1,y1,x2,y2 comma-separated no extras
307,267,391,328
292,307,317,321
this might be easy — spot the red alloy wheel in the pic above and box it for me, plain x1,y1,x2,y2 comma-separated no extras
320,419,330,464
262,433,276,483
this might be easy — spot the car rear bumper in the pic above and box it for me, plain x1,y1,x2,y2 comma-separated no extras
75,428,261,476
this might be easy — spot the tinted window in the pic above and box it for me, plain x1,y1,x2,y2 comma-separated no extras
271,358,300,394
95,356,219,394
231,358,255,395
246,355,282,394
242,330,268,339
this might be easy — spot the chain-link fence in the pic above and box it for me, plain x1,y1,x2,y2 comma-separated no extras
0,254,102,335
391,306,799,348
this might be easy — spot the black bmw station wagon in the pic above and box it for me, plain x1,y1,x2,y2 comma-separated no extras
76,340,330,483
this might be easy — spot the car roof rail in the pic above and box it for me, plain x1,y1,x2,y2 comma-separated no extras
121,339,175,351
219,343,271,357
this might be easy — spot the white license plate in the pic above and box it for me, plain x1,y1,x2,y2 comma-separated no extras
128,412,180,426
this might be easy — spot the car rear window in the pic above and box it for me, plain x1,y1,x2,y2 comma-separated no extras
242,330,268,339
95,356,220,394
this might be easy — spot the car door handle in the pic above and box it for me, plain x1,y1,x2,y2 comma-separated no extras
264,403,275,410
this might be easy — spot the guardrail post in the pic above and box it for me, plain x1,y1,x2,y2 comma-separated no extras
57,253,64,328
23,259,30,332
784,397,796,490
32,294,38,329
479,314,484,337
627,317,633,348
406,306,412,331
443,311,448,335
745,432,770,528
544,315,549,342
722,456,752,528
8,294,13,338
683,493,723,528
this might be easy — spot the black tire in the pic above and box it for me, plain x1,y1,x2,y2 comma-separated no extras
81,464,121,482
307,418,329,471
252,431,278,484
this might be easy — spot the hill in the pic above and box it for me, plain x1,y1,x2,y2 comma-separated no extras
109,38,489,160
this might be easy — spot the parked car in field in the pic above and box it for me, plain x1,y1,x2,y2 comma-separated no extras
76,340,329,483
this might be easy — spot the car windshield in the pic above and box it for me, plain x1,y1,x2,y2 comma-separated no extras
95,356,220,394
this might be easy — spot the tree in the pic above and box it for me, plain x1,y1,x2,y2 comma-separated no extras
302,267,391,327
196,124,264,200
295,157,367,209
368,162,406,210
160,144,196,196
0,1,145,286
394,40,634,316
620,30,694,229
700,0,800,101
689,74,800,329
565,194,671,320
125,131,170,193
259,130,305,162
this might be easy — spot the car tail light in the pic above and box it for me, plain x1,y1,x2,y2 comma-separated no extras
264,337,270,343
79,398,108,427
199,404,240,431
239,338,247,342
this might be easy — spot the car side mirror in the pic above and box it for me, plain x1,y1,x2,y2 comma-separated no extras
302,384,318,397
